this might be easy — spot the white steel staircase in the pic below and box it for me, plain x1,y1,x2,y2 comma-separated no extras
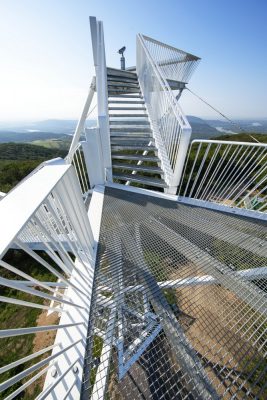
107,67,167,189
0,15,266,400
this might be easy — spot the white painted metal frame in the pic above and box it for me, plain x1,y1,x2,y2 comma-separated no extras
69,142,90,197
136,34,193,194
179,139,267,213
0,159,100,399
90,16,112,182
67,76,96,163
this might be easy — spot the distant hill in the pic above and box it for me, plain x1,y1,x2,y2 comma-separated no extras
206,118,267,135
0,142,67,160
0,131,70,143
187,116,267,139
0,119,96,134
0,117,266,147
213,133,267,144
187,116,220,139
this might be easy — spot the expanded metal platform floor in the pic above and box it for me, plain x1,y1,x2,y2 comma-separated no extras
82,187,267,399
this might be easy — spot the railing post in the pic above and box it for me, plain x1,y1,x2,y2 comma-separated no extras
82,128,105,187
67,77,96,163
166,127,192,195
90,17,112,183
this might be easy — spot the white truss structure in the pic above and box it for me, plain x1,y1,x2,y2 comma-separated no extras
0,15,266,400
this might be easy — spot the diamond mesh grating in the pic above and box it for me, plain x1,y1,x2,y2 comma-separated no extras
82,187,267,400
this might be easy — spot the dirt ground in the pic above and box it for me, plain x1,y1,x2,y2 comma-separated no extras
173,263,265,399
24,306,60,397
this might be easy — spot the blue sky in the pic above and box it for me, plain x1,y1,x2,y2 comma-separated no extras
0,0,266,121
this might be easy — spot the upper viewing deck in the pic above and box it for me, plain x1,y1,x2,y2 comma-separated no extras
0,15,266,400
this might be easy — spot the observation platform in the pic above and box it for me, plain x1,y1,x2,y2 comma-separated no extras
0,15,266,400
82,185,267,399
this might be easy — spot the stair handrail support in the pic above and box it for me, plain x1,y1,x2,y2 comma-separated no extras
66,76,96,164
136,34,192,194
136,34,173,188
90,16,112,182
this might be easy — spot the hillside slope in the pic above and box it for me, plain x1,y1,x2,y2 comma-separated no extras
0,142,67,160
213,133,267,143
0,143,68,193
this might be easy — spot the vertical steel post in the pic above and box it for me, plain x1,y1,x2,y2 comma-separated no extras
82,128,105,187
120,55,125,70
90,17,112,182
166,126,192,195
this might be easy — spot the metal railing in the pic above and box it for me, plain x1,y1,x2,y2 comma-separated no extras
179,139,267,213
68,142,90,198
0,159,95,399
66,17,111,194
136,34,194,194
140,34,200,83
90,16,112,182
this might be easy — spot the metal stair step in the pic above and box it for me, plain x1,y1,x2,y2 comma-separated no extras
108,100,145,104
109,114,148,118
108,83,139,87
108,94,142,98
112,163,163,174
110,137,155,144
107,67,137,78
110,132,153,137
107,76,139,86
107,81,140,90
107,76,138,84
110,121,150,126
113,173,167,188
112,153,159,162
108,107,146,110
110,127,152,133
111,145,157,151
107,67,137,80
108,89,141,95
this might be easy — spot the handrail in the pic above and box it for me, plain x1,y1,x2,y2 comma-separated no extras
179,139,267,213
0,159,95,398
192,138,267,148
67,142,90,198
138,34,190,128
136,34,194,194
67,76,96,163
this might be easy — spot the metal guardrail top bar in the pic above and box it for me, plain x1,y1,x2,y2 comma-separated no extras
192,138,267,148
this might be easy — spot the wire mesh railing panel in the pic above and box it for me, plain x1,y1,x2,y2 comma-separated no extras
0,160,94,399
136,34,192,190
82,186,267,400
179,139,267,213
69,142,90,199
141,35,200,84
